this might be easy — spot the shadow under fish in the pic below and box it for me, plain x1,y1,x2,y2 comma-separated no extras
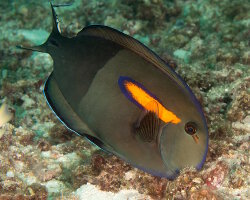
18,3,208,179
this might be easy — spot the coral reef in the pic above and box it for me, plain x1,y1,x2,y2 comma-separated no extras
0,0,249,199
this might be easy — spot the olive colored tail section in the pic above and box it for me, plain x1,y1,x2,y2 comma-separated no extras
43,72,97,139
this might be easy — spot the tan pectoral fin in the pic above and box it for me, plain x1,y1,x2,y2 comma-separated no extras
43,72,97,139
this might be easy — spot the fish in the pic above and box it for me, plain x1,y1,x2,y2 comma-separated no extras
0,103,13,128
18,3,208,179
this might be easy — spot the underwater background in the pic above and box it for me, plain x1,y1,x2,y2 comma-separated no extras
0,0,249,199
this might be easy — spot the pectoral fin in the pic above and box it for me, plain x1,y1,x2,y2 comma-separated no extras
134,110,161,143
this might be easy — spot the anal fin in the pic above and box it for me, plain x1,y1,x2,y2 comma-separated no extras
43,72,97,139
85,135,115,154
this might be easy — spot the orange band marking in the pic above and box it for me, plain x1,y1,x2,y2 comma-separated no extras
125,82,181,124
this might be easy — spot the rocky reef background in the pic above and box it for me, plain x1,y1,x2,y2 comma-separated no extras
0,0,249,199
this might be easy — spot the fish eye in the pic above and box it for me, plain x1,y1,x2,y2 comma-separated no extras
184,122,197,135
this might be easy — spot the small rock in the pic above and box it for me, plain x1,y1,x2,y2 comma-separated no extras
1,180,20,193
124,171,135,181
17,29,49,45
181,190,187,198
21,94,35,108
36,164,62,182
57,152,81,169
173,49,191,63
37,139,51,151
41,151,51,158
189,189,221,200
192,177,203,184
190,186,197,193
25,183,48,199
242,51,250,64
74,183,150,200
205,161,228,189
6,171,14,178
183,174,190,183
91,154,106,175
44,180,65,194
14,161,25,172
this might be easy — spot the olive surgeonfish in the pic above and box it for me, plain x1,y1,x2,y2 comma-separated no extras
18,3,208,179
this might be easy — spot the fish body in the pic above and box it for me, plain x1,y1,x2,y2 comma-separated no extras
0,103,12,128
18,4,208,179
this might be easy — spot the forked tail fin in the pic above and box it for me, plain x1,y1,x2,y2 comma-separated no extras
17,2,72,52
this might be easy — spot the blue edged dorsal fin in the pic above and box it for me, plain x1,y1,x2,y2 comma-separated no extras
77,25,185,89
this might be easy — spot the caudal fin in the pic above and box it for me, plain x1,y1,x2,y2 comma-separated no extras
17,2,63,53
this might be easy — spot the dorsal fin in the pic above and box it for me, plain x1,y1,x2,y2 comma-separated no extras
78,25,185,89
